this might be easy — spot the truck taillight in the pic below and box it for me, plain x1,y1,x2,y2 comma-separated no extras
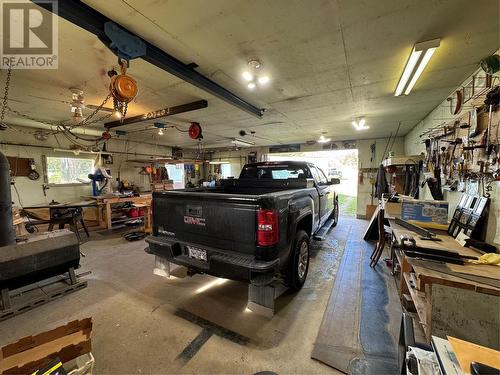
257,209,279,246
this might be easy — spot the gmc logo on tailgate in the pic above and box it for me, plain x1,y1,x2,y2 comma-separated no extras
184,216,206,226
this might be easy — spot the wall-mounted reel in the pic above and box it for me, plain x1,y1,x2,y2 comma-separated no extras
189,122,203,140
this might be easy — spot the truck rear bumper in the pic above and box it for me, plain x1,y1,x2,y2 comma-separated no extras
145,236,279,283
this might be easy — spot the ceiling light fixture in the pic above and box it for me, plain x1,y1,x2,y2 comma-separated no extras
242,71,253,81
317,134,331,143
209,161,230,165
248,59,261,69
394,38,440,96
231,138,255,147
243,59,270,90
258,76,270,85
352,118,369,130
72,107,84,123
154,122,165,135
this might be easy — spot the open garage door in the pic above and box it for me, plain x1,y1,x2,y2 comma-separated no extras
267,150,358,217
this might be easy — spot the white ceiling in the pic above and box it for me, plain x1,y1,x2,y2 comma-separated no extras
3,0,499,148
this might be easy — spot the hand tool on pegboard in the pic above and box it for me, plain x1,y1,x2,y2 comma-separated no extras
486,104,493,152
447,138,463,180
424,138,432,170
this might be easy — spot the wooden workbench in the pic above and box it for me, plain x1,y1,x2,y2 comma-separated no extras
132,203,152,234
390,221,500,348
89,195,152,231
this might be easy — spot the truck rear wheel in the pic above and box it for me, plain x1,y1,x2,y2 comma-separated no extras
286,230,310,290
332,195,339,227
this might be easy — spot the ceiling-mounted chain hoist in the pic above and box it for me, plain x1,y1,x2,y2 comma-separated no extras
108,58,138,122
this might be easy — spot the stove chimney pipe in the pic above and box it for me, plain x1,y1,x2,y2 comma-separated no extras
0,152,15,246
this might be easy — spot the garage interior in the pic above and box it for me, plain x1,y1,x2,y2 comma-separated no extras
0,1,499,374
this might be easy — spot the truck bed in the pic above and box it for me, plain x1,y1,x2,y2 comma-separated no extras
152,178,316,254
147,161,337,285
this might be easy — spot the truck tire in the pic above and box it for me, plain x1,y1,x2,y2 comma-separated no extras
332,195,339,227
286,230,310,290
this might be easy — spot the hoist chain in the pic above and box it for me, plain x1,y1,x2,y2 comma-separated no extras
0,65,12,130
113,96,128,123
71,93,113,129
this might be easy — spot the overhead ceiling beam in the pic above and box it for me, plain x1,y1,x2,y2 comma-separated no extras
33,0,264,118
105,100,208,129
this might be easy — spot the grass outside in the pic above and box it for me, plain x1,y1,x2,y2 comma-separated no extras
338,193,357,217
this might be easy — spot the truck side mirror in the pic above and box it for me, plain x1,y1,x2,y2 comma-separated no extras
330,178,340,185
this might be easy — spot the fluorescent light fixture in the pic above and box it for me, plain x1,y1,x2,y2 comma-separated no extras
209,161,230,165
242,71,253,81
394,38,440,96
258,76,270,85
404,48,436,95
231,138,255,147
394,50,422,96
53,148,112,155
247,82,256,89
317,135,331,143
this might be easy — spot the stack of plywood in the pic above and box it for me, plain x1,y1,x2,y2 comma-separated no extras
0,318,92,374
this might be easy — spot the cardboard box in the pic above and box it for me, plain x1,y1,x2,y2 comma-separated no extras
385,202,402,218
1,318,92,374
366,204,377,219
401,199,449,224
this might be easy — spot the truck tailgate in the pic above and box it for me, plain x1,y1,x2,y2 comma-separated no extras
153,192,258,254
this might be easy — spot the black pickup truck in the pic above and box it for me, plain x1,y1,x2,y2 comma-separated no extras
146,161,340,290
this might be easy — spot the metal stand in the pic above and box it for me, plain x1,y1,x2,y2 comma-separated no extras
153,255,172,278
0,267,87,321
1,288,11,310
151,256,287,317
247,280,288,318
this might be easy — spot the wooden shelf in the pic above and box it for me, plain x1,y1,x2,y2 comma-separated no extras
111,215,144,224
382,155,425,167
403,272,430,330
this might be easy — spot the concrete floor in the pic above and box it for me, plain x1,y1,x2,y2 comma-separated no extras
1,218,364,374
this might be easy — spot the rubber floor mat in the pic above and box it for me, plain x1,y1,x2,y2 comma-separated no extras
311,238,401,374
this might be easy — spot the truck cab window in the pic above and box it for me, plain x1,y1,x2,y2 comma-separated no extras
271,168,305,179
309,166,321,184
311,166,328,185
317,167,329,185
240,165,310,180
